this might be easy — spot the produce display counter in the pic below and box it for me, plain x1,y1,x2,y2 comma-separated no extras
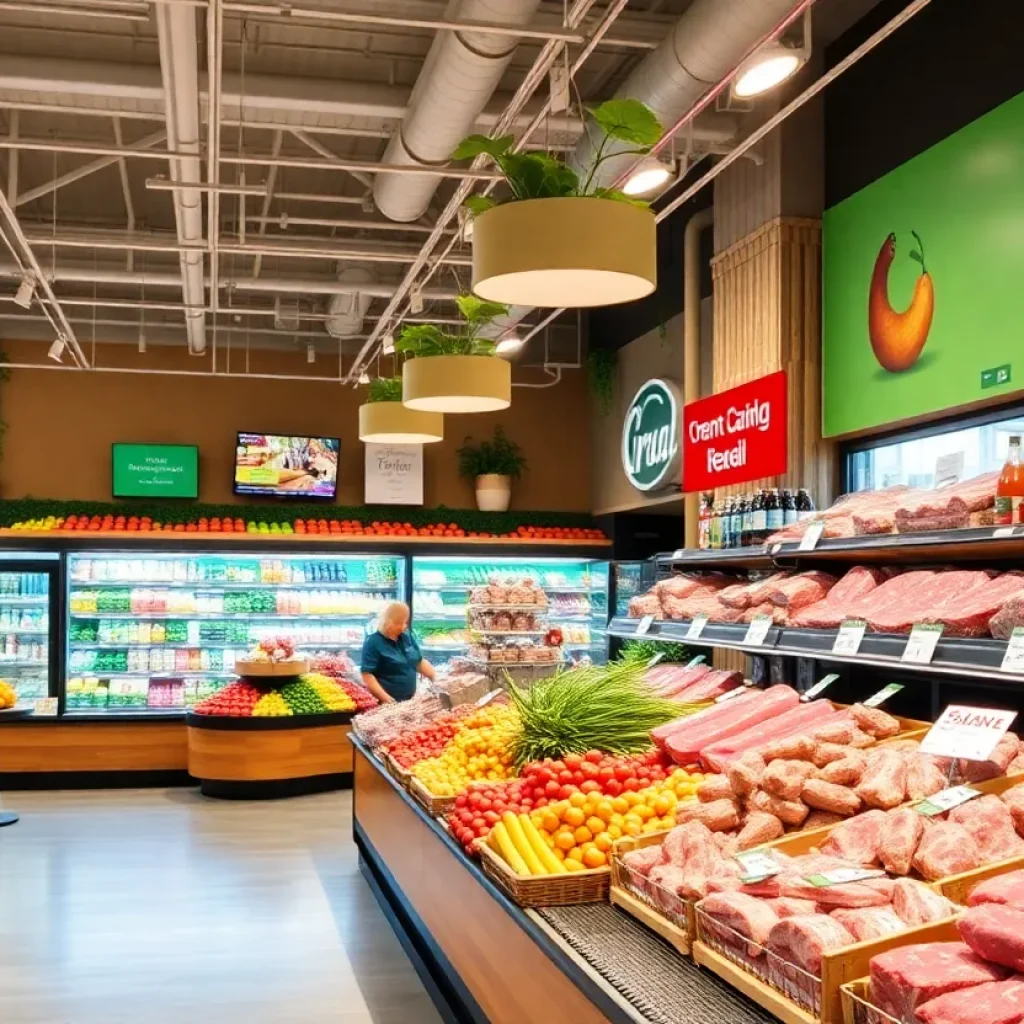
351,738,776,1024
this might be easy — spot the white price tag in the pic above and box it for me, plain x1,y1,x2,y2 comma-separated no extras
801,674,840,702
832,619,867,656
934,450,964,488
771,543,782,555
686,654,707,669
901,624,943,664
32,697,57,717
919,704,1018,762
914,785,981,817
672,549,686,560
804,867,885,887
863,683,904,708
646,652,665,669
475,689,504,707
685,614,708,640
994,527,1018,539
799,520,825,551
734,850,781,883
635,615,654,636
716,684,751,703
743,615,773,647
1001,627,1024,673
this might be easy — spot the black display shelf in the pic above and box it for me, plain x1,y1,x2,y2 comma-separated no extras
655,547,774,572
607,616,1024,686
185,709,355,730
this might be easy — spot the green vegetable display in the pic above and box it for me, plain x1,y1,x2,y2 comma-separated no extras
618,639,694,665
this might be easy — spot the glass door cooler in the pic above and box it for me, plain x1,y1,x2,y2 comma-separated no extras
65,551,404,715
0,552,59,709
410,556,609,672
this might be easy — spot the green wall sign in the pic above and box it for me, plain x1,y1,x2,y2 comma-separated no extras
112,443,199,499
621,378,682,492
822,89,1024,437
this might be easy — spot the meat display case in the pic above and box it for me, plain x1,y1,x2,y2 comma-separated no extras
0,551,60,710
65,550,404,715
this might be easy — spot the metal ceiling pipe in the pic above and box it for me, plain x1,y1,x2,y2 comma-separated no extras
155,3,207,355
373,0,542,223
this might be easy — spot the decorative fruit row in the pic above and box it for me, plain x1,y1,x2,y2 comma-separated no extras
192,673,361,717
8,515,606,542
0,680,16,709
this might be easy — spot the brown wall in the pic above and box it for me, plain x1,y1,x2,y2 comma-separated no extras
0,340,591,511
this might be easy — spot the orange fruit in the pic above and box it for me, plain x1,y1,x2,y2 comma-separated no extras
585,816,605,836
564,806,586,829
594,832,613,853
552,848,566,861
594,800,614,823
541,811,560,833
623,821,642,838
583,848,607,869
573,826,593,846
555,831,576,852
568,792,587,809
653,795,672,816
607,824,622,840
635,804,654,821
564,859,585,872
567,847,584,863
610,797,629,815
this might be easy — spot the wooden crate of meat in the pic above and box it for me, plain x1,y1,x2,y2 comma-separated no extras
693,907,964,1024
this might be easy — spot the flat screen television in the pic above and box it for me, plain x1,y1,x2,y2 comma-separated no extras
233,433,340,499
112,443,199,499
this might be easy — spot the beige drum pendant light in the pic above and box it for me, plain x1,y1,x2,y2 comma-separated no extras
402,355,511,413
471,197,657,308
358,401,444,443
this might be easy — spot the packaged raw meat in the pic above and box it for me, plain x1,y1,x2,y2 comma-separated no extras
802,778,863,816
850,703,902,739
654,574,707,600
767,897,819,919
676,798,741,833
848,728,876,749
869,942,1009,1021
1003,784,1024,836
856,749,908,809
761,734,816,763
892,878,958,926
735,811,784,850
740,601,776,624
878,808,924,876
727,751,767,797
913,822,983,881
621,845,662,877
868,570,994,634
811,718,858,746
991,595,1024,641
924,572,1024,637
820,810,888,865
749,789,810,827
959,734,1021,783
949,795,1024,862
831,907,906,942
966,870,1024,910
767,572,839,612
763,760,818,801
842,570,938,631
804,810,845,829
650,688,763,752
628,593,663,618
700,892,780,957
675,669,744,703
915,978,1024,1024
810,742,852,768
720,573,790,610
905,753,948,802
817,752,867,787
959,904,1024,972
697,775,735,803
648,863,690,912
766,914,854,974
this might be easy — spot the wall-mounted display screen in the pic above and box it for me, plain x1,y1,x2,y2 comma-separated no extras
112,443,199,499
233,433,339,499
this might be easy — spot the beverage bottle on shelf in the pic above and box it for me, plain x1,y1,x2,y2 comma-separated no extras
766,488,784,534
782,488,798,525
697,494,711,550
717,499,730,549
797,488,816,520
745,490,762,546
737,495,750,547
729,498,743,549
996,435,1024,526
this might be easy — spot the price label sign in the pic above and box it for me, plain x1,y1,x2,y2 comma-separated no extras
475,689,504,708
934,450,964,488
686,654,707,669
915,785,981,817
920,704,1018,762
901,623,944,664
804,867,885,887
994,526,1019,539
832,619,867,656
770,543,783,555
686,614,709,640
801,673,840,702
635,614,654,636
734,850,781,883
863,683,904,708
744,615,773,647
716,684,751,703
672,549,686,560
799,520,825,551
646,652,665,669
1001,627,1024,673
32,697,57,717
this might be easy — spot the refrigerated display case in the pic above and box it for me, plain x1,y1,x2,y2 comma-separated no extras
0,552,59,710
410,556,609,672
65,551,404,715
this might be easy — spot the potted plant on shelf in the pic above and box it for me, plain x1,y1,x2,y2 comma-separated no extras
358,375,444,445
453,99,664,309
396,293,513,414
457,426,527,512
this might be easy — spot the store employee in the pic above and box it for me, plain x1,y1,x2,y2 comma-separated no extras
361,601,435,704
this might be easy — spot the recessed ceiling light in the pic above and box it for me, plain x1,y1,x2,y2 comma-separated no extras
622,157,673,197
496,335,523,355
733,46,803,98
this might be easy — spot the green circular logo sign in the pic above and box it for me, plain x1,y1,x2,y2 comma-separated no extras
621,378,682,492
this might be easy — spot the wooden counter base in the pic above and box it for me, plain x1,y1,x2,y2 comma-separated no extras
352,741,634,1024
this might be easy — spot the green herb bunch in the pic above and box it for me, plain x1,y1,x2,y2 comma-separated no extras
365,376,403,403
457,426,527,480
395,294,510,359
453,99,664,219
618,639,693,665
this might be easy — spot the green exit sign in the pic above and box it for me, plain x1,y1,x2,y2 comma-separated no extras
112,443,199,498
981,364,1012,389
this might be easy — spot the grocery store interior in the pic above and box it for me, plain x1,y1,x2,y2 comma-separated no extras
2,0,1024,1022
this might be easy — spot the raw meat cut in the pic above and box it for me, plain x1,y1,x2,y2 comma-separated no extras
697,775,735,803
650,688,763,752
810,718,858,746
878,808,924,876
811,742,852,768
924,572,1024,637
726,751,766,797
905,753,948,801
841,570,938,631
960,734,1021,784
916,978,1024,1024
913,822,983,881
960,904,1024,971
744,573,794,607
762,760,817,801
675,798,741,832
831,907,906,941
817,752,867,786
991,595,1024,641
767,572,839,612
766,914,854,974
825,565,891,605
1002,784,1024,836
868,570,994,634
891,878,958,926
654,574,707,600
647,863,691,912
850,703,902,739
699,696,832,772
1008,753,1024,776
804,810,846,829
749,789,810,827
967,871,1024,910
802,778,863,816
735,812,784,850
761,734,815,762
700,892,780,957
621,845,662,877
674,670,743,702
820,810,888,865
950,795,1024,862
869,942,1008,1021
768,897,819,919
779,869,890,910
628,593,663,618
857,748,908,809
719,573,790,610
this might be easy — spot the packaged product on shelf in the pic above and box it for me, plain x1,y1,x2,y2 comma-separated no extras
352,694,450,748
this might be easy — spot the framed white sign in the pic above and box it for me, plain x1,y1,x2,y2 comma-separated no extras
364,443,423,505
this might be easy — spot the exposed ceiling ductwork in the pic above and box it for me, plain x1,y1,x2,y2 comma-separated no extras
325,266,376,337
373,0,543,223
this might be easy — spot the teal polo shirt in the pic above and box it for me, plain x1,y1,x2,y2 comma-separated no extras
360,629,422,702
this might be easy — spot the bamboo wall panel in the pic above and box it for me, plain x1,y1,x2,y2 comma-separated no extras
711,217,836,504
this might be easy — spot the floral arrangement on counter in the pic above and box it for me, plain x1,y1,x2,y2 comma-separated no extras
243,636,302,665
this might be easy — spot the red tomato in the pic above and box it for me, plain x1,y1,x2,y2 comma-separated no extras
558,770,574,785
604,779,623,797
572,771,584,786
544,780,560,797
478,798,492,812
535,797,548,808
558,784,575,800
564,753,583,769
597,767,615,785
585,750,603,764
580,762,599,781
550,760,567,775
614,765,634,782
580,780,600,794
471,817,486,830
483,810,500,825
623,778,641,792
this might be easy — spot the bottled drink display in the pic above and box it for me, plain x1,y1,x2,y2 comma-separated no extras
0,570,51,706
698,488,816,549
995,435,1024,526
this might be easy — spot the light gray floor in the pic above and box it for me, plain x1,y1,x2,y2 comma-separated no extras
0,788,444,1024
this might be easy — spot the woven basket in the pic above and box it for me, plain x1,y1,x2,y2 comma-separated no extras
409,775,456,817
384,753,413,790
477,839,609,907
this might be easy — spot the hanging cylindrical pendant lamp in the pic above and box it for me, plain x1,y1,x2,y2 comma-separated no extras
402,355,510,413
358,401,444,443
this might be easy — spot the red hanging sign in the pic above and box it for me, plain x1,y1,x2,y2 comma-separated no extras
682,370,788,492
